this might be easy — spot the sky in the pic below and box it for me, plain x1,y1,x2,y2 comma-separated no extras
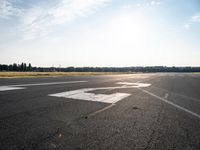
0,0,200,67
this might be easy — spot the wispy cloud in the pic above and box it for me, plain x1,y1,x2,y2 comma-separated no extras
184,13,200,29
191,14,200,22
0,0,22,18
183,23,191,29
149,0,161,6
135,0,161,8
22,0,111,40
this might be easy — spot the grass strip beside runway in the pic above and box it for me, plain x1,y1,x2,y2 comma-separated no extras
0,72,129,78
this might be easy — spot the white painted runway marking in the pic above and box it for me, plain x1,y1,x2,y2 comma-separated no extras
117,82,151,87
50,87,131,104
139,88,200,120
0,81,87,91
86,103,116,118
50,82,151,104
0,86,25,91
153,86,200,104
164,93,169,99
7,81,87,87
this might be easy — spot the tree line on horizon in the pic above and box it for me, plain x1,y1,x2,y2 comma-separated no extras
0,63,32,72
0,63,200,72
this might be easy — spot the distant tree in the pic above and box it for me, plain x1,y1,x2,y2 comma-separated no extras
28,63,32,71
20,63,24,71
13,63,18,71
24,63,27,71
1,65,8,71
19,62,27,71
8,65,13,71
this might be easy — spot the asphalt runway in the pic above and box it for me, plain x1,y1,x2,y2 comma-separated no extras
0,73,200,150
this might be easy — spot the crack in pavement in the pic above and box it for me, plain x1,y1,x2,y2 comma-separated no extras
143,104,164,150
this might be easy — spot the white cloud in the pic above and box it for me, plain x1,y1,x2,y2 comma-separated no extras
54,0,111,23
136,0,161,8
183,23,190,29
136,3,141,7
22,0,111,40
191,15,200,22
150,1,155,5
149,0,161,6
183,13,200,29
0,0,22,18
0,0,13,17
123,4,132,9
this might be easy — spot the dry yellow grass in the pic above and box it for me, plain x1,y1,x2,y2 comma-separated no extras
0,72,128,78
192,72,200,74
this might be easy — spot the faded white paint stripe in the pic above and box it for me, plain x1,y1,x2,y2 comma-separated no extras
86,103,116,118
117,82,151,87
153,86,200,104
139,88,200,120
0,86,26,91
5,81,87,87
164,93,169,99
0,81,87,92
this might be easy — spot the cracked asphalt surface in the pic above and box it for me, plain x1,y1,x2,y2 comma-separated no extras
0,73,200,150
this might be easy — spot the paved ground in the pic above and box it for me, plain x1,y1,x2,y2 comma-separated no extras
0,73,200,150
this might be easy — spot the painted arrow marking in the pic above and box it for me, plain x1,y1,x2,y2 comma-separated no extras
49,88,131,104
49,82,151,104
